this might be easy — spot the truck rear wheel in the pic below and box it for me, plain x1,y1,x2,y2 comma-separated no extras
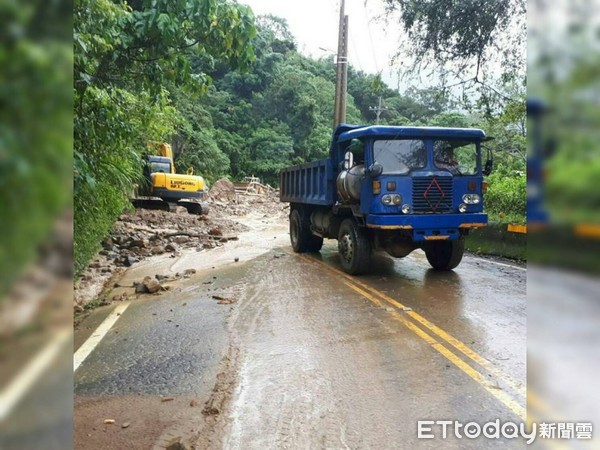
290,209,323,253
338,219,371,275
424,237,465,271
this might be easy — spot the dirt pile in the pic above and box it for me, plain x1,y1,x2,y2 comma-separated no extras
74,190,288,311
209,178,236,202
74,207,246,310
207,190,287,220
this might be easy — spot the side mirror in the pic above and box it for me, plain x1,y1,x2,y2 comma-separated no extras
343,151,354,170
482,145,493,176
483,159,493,176
366,162,383,178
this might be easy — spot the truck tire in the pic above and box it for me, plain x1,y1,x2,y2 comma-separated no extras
290,209,323,253
337,219,371,275
424,237,465,271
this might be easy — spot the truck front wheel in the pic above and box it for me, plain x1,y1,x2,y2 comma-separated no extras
290,209,323,253
424,237,465,271
338,219,371,275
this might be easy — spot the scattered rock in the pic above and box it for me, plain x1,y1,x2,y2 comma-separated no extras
190,399,198,407
184,268,196,276
212,295,236,305
161,397,175,403
128,238,147,248
165,243,178,252
121,422,130,429
103,419,115,425
202,406,220,416
123,256,139,267
234,257,239,262
208,227,222,236
143,276,161,294
151,246,165,255
174,235,189,244
102,238,114,250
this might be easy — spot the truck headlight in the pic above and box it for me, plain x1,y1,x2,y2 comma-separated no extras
459,203,468,213
382,194,392,205
382,194,402,206
462,193,481,204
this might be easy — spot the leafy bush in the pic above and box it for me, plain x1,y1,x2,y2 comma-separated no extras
484,173,526,222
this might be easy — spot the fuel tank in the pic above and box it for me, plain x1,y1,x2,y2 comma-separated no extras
336,164,364,203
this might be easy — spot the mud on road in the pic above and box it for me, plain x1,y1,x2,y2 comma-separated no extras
73,187,287,312
74,191,525,449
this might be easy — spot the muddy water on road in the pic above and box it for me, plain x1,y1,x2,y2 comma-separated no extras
200,243,526,449
74,225,526,449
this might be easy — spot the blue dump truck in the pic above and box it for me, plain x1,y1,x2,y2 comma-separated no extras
280,124,493,274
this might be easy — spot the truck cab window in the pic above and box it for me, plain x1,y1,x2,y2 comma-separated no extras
373,139,426,174
434,141,477,176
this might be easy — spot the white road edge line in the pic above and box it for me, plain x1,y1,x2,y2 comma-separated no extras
468,256,527,272
0,327,71,421
73,302,130,373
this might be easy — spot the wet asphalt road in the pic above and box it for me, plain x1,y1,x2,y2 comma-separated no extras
74,240,526,449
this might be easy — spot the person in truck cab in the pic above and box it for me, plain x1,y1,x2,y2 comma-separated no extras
434,144,461,175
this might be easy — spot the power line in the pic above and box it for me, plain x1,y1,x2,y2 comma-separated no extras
349,31,364,73
363,2,380,73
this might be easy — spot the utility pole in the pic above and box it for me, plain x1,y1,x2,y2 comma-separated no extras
333,0,348,129
369,96,388,124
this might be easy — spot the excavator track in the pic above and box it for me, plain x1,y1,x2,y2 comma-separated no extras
177,200,209,215
130,198,170,212
131,198,209,215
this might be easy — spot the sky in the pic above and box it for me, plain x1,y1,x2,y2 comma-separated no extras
239,0,405,90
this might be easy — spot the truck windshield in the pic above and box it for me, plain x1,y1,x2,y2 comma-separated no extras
373,139,426,174
150,162,171,173
433,140,478,175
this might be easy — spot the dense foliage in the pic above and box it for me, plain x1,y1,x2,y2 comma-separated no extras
0,1,72,296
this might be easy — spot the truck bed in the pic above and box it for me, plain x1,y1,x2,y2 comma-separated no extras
280,159,335,206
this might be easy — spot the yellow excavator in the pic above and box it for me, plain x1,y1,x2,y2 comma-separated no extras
131,143,208,215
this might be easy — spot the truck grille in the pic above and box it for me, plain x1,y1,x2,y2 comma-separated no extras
412,176,453,213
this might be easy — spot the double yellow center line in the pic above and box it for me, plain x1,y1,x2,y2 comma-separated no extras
299,254,526,421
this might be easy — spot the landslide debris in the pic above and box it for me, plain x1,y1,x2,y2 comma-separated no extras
74,187,286,311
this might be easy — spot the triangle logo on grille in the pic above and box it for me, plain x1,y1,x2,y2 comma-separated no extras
423,177,446,212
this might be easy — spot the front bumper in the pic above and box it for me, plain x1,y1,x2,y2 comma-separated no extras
366,213,487,242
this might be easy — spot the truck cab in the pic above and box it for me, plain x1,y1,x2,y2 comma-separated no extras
280,125,491,274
